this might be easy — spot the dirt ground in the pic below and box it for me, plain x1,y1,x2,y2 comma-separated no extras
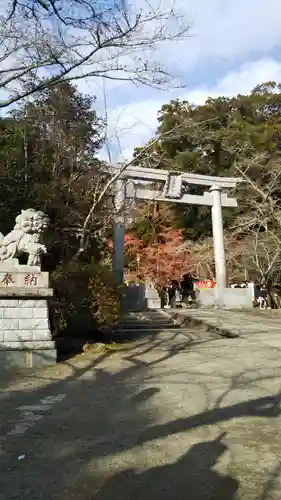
1,326,281,499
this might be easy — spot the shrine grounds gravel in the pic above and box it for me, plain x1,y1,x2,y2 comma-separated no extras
1,321,281,499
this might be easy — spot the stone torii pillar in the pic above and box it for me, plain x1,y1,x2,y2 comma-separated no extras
112,178,125,285
210,185,227,289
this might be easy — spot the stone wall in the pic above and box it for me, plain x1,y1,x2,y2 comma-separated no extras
0,299,53,346
196,287,253,309
0,286,56,370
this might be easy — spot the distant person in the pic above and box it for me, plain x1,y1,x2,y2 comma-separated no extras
168,281,178,308
162,287,170,308
256,284,268,309
175,287,182,307
188,294,193,306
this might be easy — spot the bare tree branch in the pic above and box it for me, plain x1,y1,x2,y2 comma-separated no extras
231,154,281,284
0,0,190,108
73,114,224,259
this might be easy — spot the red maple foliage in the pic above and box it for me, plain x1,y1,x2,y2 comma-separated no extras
124,227,193,287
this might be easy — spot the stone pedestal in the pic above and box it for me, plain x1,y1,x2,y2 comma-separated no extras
121,283,161,311
0,267,56,371
145,284,161,309
196,287,253,309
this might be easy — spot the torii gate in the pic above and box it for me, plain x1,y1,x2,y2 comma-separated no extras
113,165,242,297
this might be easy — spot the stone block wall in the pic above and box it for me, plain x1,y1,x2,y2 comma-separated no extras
0,298,55,350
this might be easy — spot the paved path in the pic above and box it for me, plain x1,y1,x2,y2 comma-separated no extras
168,308,281,340
1,325,281,499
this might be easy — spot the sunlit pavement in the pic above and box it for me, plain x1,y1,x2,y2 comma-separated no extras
1,323,281,499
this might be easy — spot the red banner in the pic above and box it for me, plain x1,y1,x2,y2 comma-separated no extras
194,280,216,290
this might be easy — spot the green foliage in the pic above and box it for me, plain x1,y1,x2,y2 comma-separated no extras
0,81,121,336
130,203,176,245
51,261,93,335
88,266,122,328
133,82,281,240
0,118,33,234
0,82,107,265
51,262,121,336
131,82,281,284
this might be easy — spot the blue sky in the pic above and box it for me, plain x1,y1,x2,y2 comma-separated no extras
75,0,281,162
1,0,280,163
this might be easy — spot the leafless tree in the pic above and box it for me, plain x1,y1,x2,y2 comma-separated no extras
0,0,189,108
231,156,281,286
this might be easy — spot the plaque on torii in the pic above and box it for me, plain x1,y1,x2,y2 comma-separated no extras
113,165,242,298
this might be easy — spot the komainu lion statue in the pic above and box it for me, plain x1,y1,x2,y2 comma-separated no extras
0,209,49,266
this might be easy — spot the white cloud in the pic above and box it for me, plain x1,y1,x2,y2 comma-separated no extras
77,0,281,98
155,0,281,74
186,58,281,103
73,0,281,162
101,58,281,161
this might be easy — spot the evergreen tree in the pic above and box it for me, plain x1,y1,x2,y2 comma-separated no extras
131,82,281,285
0,82,107,266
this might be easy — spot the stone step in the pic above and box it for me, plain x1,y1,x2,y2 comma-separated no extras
116,312,180,330
113,311,188,342
118,313,175,321
112,328,190,336
115,323,179,330
116,320,177,328
121,311,166,318
111,328,217,343
117,316,174,322
119,317,169,323
116,318,179,325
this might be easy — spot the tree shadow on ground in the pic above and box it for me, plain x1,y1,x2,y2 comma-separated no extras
55,308,183,361
0,341,281,499
136,391,281,446
95,432,238,500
